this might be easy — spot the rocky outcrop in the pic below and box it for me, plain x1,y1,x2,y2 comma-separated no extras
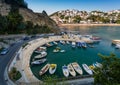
19,8,58,28
0,1,58,29
0,1,10,16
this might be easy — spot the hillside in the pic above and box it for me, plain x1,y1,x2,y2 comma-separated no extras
0,0,58,34
50,9,120,24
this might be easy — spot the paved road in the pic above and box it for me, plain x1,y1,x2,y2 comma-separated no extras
0,41,24,85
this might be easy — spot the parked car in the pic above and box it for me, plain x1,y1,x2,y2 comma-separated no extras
0,48,9,55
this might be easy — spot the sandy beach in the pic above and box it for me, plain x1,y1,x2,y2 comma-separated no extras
59,24,120,27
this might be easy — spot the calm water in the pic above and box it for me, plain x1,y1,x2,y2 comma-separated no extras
30,26,120,80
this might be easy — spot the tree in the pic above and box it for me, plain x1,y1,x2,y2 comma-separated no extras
94,53,120,85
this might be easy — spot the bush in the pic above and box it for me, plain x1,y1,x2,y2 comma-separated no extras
9,67,22,82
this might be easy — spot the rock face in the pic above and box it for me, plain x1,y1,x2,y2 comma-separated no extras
19,8,58,28
0,1,58,29
0,1,10,16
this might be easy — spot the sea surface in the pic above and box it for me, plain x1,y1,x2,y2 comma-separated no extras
30,26,120,80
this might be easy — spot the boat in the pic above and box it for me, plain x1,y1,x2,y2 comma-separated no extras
60,40,65,44
96,62,102,68
81,42,87,48
45,43,52,47
49,64,57,74
115,44,120,49
72,42,76,48
62,65,69,77
39,64,50,76
34,47,47,53
53,41,58,45
53,49,59,52
67,63,76,77
66,41,70,44
71,62,83,75
34,51,47,59
60,50,65,52
89,65,96,73
31,58,47,65
82,64,93,75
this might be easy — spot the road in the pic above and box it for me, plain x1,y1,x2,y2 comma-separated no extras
0,41,24,85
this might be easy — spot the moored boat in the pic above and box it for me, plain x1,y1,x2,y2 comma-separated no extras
82,64,93,75
39,64,50,76
53,41,58,45
96,62,102,68
31,58,47,65
62,65,69,77
72,42,76,48
49,64,57,74
34,47,47,53
67,63,76,77
72,62,83,75
34,51,47,59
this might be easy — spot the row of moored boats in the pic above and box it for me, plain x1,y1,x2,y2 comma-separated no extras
39,62,102,77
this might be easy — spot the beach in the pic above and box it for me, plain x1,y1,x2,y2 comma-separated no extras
59,24,120,27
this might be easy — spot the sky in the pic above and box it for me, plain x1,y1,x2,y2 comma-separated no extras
25,0,120,15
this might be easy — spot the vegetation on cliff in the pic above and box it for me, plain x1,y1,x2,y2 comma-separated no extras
0,0,58,34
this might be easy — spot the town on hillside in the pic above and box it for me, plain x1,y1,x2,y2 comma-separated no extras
50,9,120,24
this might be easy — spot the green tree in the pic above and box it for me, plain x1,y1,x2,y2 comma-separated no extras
94,53,120,85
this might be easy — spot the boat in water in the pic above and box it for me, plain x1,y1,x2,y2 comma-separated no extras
67,63,76,77
72,62,83,75
82,64,93,75
49,64,57,74
60,40,65,44
115,44,120,49
34,47,47,53
66,41,70,44
31,58,47,65
39,64,50,76
62,65,69,77
81,42,87,48
95,62,102,68
53,41,58,45
60,50,65,52
34,51,47,59
72,42,76,48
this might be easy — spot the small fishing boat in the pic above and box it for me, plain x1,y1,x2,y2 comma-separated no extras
53,41,58,45
31,58,47,65
45,43,52,47
34,47,47,53
82,64,93,75
60,50,65,52
53,49,59,52
67,63,76,77
39,64,50,76
96,62,102,68
72,42,76,48
62,65,69,77
60,40,65,44
66,41,70,44
115,44,120,49
49,64,57,74
72,62,83,75
34,51,47,59
81,42,87,48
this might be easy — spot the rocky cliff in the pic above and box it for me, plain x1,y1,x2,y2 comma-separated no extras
0,1,58,29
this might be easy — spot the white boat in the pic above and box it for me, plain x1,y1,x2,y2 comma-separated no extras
67,63,76,77
34,51,47,59
34,47,47,53
82,64,93,75
53,49,59,52
62,65,69,77
60,50,65,52
39,64,50,76
72,62,83,75
49,64,57,74
53,41,58,45
72,42,76,48
66,41,70,44
115,44,120,49
31,58,47,65
96,62,102,68
60,40,65,44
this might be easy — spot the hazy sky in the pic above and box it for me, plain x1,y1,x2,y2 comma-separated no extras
25,0,120,15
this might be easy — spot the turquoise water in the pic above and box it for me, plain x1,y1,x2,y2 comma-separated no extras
30,26,120,80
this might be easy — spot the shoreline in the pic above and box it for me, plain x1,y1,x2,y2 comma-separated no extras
59,24,120,27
